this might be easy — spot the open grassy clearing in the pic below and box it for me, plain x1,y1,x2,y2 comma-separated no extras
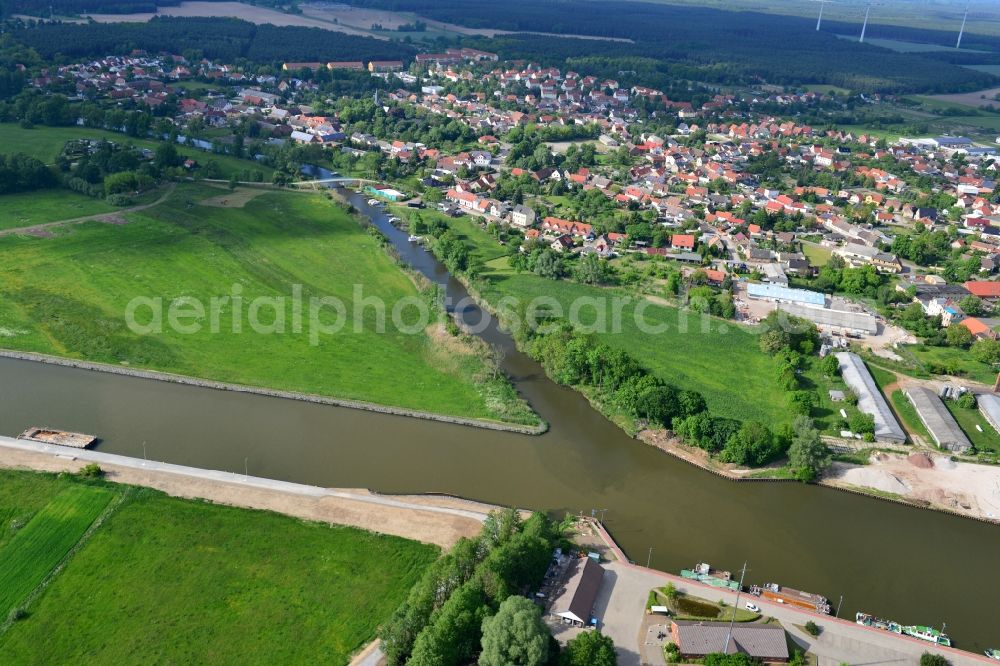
945,399,1000,454
0,123,273,180
0,190,117,231
0,484,116,618
0,472,77,551
0,183,535,424
901,344,997,384
801,242,832,268
890,389,932,443
0,470,438,664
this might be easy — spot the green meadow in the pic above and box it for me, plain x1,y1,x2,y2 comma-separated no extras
0,189,116,231
0,123,273,180
0,183,536,424
0,470,438,665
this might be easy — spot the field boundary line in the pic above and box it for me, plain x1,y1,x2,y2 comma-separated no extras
0,486,130,637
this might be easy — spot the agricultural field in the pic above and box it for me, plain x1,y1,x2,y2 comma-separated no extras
0,470,438,664
945,399,1000,455
0,183,535,424
0,189,115,231
0,123,273,180
0,484,116,618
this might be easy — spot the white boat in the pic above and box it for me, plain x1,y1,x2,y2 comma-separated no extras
407,235,422,242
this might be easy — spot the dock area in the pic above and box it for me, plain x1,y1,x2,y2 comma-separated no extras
18,427,97,449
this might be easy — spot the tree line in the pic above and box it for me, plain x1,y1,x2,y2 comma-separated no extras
12,16,415,64
379,509,616,666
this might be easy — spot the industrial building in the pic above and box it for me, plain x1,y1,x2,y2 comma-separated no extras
746,283,826,307
776,302,878,336
835,353,906,443
979,393,1000,436
904,387,972,454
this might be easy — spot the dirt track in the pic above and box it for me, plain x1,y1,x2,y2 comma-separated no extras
0,445,485,548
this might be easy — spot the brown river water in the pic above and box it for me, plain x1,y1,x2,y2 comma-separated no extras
0,187,996,650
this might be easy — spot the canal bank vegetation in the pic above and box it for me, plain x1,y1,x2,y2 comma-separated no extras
648,584,761,623
0,468,438,664
0,182,539,427
390,205,790,426
379,508,564,666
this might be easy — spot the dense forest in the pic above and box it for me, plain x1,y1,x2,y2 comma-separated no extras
4,0,289,17
11,16,415,63
347,0,997,93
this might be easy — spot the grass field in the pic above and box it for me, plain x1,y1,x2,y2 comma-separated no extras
801,243,832,268
0,183,535,424
0,470,438,664
890,389,931,443
0,123,273,180
945,399,1000,454
481,270,787,424
0,189,116,231
902,344,997,384
0,484,116,618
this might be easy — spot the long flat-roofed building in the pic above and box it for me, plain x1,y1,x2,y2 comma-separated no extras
979,393,1000,436
836,352,906,442
905,387,972,453
777,302,878,335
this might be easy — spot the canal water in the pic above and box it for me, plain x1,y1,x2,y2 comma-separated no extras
1,185,997,650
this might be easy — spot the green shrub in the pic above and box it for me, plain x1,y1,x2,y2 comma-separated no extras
804,620,820,636
78,463,104,479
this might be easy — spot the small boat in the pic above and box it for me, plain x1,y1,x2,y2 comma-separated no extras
407,235,422,242
750,583,831,614
985,648,1000,661
680,563,740,591
856,612,902,634
903,625,951,647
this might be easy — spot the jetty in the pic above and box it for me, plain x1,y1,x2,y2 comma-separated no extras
18,428,97,449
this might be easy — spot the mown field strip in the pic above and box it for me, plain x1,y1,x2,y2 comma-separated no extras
0,485,117,617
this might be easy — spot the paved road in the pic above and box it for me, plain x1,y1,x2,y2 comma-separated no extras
587,521,990,666
595,560,991,666
0,435,490,522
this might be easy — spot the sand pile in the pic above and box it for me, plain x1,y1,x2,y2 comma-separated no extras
907,452,934,469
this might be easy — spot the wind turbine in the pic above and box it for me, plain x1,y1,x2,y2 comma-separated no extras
814,0,831,31
956,1,970,49
859,3,872,43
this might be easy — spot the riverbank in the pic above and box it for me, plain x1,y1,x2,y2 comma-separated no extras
0,435,489,549
0,350,545,435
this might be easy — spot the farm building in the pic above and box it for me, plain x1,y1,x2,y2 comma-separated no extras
904,387,972,453
835,353,906,443
549,557,604,626
979,394,1000,436
776,302,878,336
670,621,789,662
746,283,825,307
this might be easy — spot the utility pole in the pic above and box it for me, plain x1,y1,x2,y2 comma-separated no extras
244,457,249,480
860,4,871,43
836,594,844,618
646,547,653,568
724,562,749,655
142,440,147,461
